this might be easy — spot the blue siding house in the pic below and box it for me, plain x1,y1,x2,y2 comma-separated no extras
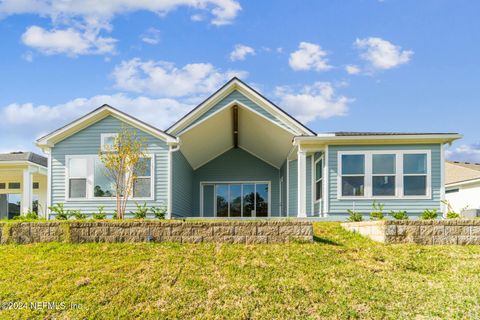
36,78,461,220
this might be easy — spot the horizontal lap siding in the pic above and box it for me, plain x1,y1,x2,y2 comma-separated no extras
288,160,297,216
192,148,280,217
280,160,287,216
171,151,193,217
185,90,296,133
328,144,442,218
51,116,169,214
306,155,312,216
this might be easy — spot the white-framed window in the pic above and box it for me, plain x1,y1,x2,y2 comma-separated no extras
314,157,323,201
133,157,153,198
338,150,431,199
101,133,118,152
66,154,154,200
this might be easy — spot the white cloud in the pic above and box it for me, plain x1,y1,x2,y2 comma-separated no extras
141,28,161,45
345,64,361,75
0,94,193,152
288,42,332,72
229,44,255,61
112,58,248,98
354,37,413,70
1,0,241,56
21,25,116,56
446,143,480,163
275,82,353,123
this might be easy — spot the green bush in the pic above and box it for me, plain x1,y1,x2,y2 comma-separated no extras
446,211,460,219
370,201,385,220
421,209,438,220
70,210,86,220
151,206,166,219
347,209,363,222
389,210,409,220
12,210,39,220
131,202,148,219
49,203,69,220
92,206,107,220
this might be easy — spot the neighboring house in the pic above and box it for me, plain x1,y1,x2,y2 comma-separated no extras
0,152,48,219
35,78,461,220
445,161,480,213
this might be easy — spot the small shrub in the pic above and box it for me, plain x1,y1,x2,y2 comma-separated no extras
390,210,409,220
70,210,86,220
92,206,107,220
446,211,460,219
112,210,119,220
421,209,438,220
347,209,363,222
49,203,69,220
370,201,385,220
131,202,148,219
12,210,39,220
151,206,166,219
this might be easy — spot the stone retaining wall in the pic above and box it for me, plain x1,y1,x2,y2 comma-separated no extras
342,220,480,245
0,221,313,245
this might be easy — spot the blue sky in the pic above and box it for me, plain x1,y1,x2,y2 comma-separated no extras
0,0,478,161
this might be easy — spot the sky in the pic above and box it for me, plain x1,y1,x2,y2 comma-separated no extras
0,0,479,161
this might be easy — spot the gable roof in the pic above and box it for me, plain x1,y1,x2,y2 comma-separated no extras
166,77,316,136
36,104,177,149
0,152,47,167
446,161,480,186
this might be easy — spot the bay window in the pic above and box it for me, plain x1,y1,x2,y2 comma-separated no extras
338,150,430,199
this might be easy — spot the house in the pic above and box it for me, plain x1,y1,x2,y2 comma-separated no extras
445,161,480,215
0,152,48,219
35,78,461,220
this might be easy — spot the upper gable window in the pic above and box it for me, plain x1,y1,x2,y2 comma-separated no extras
101,133,118,152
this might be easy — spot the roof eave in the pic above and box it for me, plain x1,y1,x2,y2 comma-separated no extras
294,133,463,145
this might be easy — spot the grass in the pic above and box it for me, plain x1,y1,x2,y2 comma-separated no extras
1,222,480,319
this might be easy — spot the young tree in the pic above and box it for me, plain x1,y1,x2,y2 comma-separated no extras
99,127,147,219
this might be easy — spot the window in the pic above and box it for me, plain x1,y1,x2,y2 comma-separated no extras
133,157,152,198
33,182,39,189
8,182,20,189
68,157,87,198
403,154,427,196
339,151,430,199
66,155,154,200
0,183,5,189
315,157,323,201
101,133,118,151
94,158,116,197
341,154,365,196
372,154,396,196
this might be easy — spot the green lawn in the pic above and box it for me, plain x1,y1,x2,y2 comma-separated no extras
1,222,480,319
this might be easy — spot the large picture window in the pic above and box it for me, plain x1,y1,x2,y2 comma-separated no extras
338,150,430,199
66,155,154,200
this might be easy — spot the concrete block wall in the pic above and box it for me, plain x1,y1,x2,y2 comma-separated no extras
342,220,480,245
0,221,313,244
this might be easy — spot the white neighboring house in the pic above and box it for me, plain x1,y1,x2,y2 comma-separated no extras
0,152,48,219
445,161,480,215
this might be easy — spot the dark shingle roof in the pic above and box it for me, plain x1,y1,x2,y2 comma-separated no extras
334,132,459,136
0,152,47,167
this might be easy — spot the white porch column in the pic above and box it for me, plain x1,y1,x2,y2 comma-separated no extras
297,149,307,218
21,167,33,214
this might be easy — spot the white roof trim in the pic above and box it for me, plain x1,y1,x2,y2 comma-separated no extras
294,134,463,145
446,178,480,188
36,105,178,148
167,78,315,136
